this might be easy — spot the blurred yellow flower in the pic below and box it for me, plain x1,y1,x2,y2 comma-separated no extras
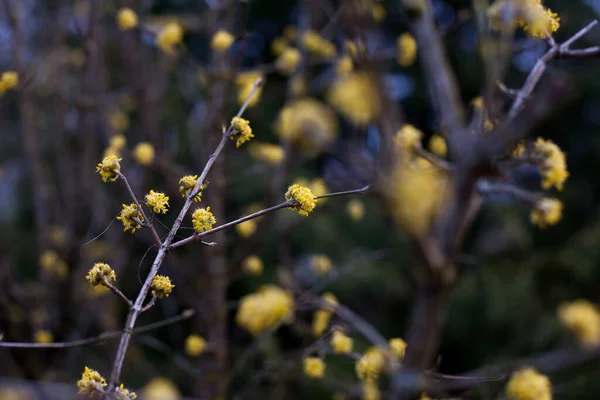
236,285,294,335
347,199,365,221
275,47,301,75
211,30,235,52
303,357,326,378
530,198,562,229
235,71,264,107
157,22,183,53
558,299,600,346
301,30,336,60
249,143,286,165
34,329,53,344
331,330,353,354
389,338,407,359
327,72,381,126
40,249,68,279
242,255,264,276
184,334,207,357
396,33,417,66
117,8,138,31
428,135,447,157
356,347,386,381
505,367,551,400
141,377,180,400
133,142,155,166
310,254,332,276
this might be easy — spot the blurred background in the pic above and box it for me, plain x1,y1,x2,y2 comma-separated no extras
1,0,600,398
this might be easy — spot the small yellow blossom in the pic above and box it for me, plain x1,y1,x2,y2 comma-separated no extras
513,141,527,157
275,47,301,75
141,378,180,400
192,207,216,233
242,255,264,276
347,199,365,221
230,117,254,147
249,143,286,165
117,8,138,31
428,135,447,157
235,71,264,107
301,30,336,60
115,384,137,399
520,1,560,39
236,219,257,237
77,366,107,397
86,262,117,287
530,198,562,228
151,275,175,299
532,138,569,191
145,190,169,214
285,184,317,216
185,334,207,357
310,254,332,276
211,30,235,52
0,71,19,93
336,55,354,74
389,338,407,359
275,98,338,153
331,330,353,354
96,155,121,182
558,299,600,346
179,175,202,202
34,329,53,344
397,33,417,66
395,124,423,152
133,142,155,166
371,3,387,23
356,347,387,381
312,293,338,336
157,22,183,53
236,285,294,335
505,367,552,400
109,134,127,151
362,380,381,400
117,203,144,233
271,36,289,55
304,357,326,378
40,249,68,279
327,72,381,126
49,225,68,247
107,109,130,133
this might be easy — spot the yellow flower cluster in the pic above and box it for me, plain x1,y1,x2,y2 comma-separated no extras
145,190,169,214
157,22,183,53
310,254,333,276
285,184,317,216
133,142,155,166
117,203,144,233
532,138,569,191
151,275,175,299
185,334,207,357
179,175,202,202
104,134,127,158
331,330,353,354
428,135,447,157
275,98,338,154
327,72,381,126
356,347,386,381
117,7,138,31
86,262,117,286
487,0,559,39
301,30,336,60
211,30,235,52
505,367,552,400
336,55,354,74
395,124,423,153
242,255,263,276
107,108,130,133
530,198,562,228
77,366,107,397
347,199,365,221
191,207,216,233
271,36,289,55
116,384,137,399
275,47,301,75
34,329,53,344
40,249,68,279
557,299,600,346
389,338,407,359
396,33,417,66
230,117,254,147
312,293,338,336
236,285,294,335
96,155,121,182
141,377,180,400
304,357,326,378
235,70,263,107
0,71,18,94
249,143,285,165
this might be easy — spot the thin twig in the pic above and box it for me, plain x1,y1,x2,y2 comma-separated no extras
477,179,539,205
141,295,157,313
115,170,162,246
0,309,195,349
414,148,454,171
103,280,133,308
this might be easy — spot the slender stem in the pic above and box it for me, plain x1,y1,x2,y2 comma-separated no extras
316,185,369,200
115,170,163,246
141,295,157,313
414,148,453,171
0,309,195,349
103,280,133,308
477,180,540,205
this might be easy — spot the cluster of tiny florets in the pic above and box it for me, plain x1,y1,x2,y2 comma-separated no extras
230,117,254,147
77,366,107,397
285,184,317,216
185,334,207,357
301,30,336,60
133,142,155,166
355,347,387,382
303,357,326,378
331,330,353,354
312,293,338,336
530,198,562,228
211,30,235,52
235,285,294,335
115,384,137,399
191,207,217,233
117,8,138,31
532,138,569,191
151,275,175,299
145,190,170,214
557,299,600,346
96,155,122,182
242,255,264,276
157,22,183,53
396,33,417,66
86,262,117,287
505,367,552,400
310,254,333,276
249,143,286,165
117,203,144,233
389,338,407,359
178,175,203,202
